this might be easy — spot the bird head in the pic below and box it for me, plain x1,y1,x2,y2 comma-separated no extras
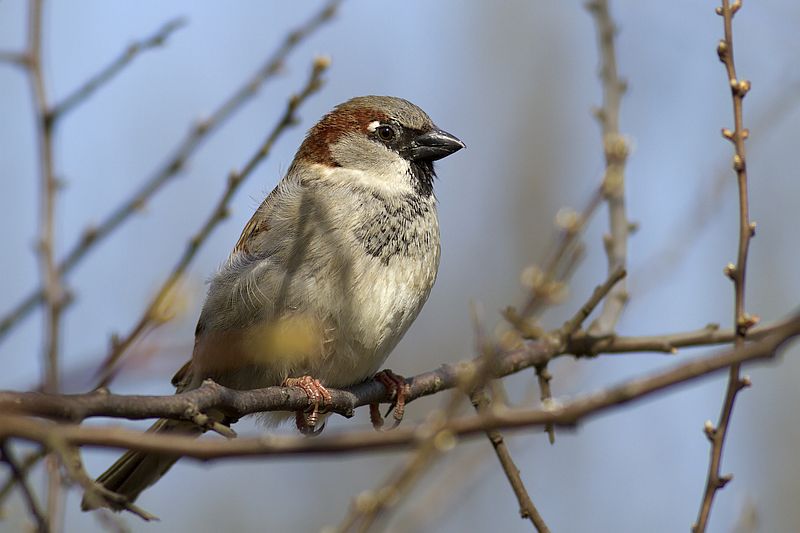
292,95,464,197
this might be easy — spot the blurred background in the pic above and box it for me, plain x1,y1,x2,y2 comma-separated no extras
1,1,799,531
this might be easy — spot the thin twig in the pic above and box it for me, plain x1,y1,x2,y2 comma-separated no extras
693,1,756,531
0,316,798,461
586,0,631,336
509,188,603,444
532,365,555,444
23,0,65,528
93,56,330,388
561,267,626,337
0,0,342,345
541,267,625,442
472,389,550,532
49,19,186,124
46,439,156,521
0,449,46,508
0,444,49,533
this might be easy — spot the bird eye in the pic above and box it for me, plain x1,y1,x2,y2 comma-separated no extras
376,125,395,142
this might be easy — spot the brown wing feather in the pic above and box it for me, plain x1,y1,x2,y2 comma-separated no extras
231,182,286,256
232,211,268,256
170,359,193,391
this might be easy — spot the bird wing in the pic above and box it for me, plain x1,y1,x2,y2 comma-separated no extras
229,175,305,257
232,210,268,256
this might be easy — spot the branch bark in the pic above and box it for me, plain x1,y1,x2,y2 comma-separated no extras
0,444,49,533
693,1,755,531
0,317,788,424
586,0,631,336
0,315,797,463
23,0,65,527
472,390,550,532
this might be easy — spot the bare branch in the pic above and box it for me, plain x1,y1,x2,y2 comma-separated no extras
93,57,330,387
0,449,45,509
49,19,186,123
693,1,756,531
504,188,605,444
46,439,156,521
0,444,49,533
0,315,797,461
472,389,550,532
0,0,342,345
0,317,789,425
585,0,631,335
561,267,626,337
22,0,66,526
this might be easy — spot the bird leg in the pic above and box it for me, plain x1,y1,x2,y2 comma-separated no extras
370,369,409,430
282,376,332,435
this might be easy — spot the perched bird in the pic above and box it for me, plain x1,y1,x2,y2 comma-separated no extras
83,95,464,511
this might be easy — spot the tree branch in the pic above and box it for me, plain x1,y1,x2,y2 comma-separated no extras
586,0,631,336
0,317,789,424
693,1,756,531
0,0,342,346
0,315,797,461
472,389,550,532
22,0,66,527
0,444,49,533
0,449,45,509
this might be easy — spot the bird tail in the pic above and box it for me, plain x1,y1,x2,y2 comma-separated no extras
81,418,202,512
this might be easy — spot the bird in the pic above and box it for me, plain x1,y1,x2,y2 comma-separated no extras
82,95,464,512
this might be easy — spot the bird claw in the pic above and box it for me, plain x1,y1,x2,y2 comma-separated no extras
282,376,332,434
370,369,409,431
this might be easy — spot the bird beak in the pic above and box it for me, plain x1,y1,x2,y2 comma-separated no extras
406,129,465,162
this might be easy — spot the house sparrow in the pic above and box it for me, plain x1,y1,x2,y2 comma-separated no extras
84,95,464,510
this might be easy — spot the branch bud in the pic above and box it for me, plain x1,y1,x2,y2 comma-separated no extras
716,40,728,60
723,263,736,279
313,55,332,70
736,79,751,96
703,420,716,440
721,128,734,141
738,313,760,331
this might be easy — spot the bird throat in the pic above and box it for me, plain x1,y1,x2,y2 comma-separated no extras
409,159,435,197
356,192,436,264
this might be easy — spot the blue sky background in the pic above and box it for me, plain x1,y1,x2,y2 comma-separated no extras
1,1,800,532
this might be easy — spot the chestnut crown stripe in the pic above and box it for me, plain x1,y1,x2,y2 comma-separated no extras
296,107,389,167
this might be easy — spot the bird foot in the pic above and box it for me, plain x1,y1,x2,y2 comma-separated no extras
370,369,409,430
282,376,332,435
